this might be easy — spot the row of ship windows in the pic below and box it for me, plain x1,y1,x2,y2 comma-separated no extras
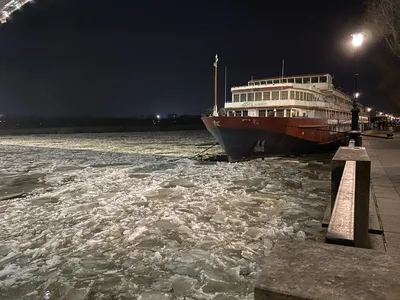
233,91,318,102
248,76,328,86
228,110,353,118
228,109,301,117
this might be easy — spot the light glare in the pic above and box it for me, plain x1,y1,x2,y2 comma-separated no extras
352,32,364,47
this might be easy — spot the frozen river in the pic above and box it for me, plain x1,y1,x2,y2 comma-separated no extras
0,131,332,300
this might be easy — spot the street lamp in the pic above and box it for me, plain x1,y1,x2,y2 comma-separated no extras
349,31,365,146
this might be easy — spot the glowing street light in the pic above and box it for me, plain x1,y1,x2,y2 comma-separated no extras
366,107,372,112
352,32,365,47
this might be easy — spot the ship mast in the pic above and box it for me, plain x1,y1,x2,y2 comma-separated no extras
213,54,218,117
224,65,227,103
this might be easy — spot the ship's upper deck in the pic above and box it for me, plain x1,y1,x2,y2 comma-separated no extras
231,73,352,103
248,74,332,88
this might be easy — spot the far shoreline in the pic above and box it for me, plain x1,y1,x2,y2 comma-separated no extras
0,124,206,136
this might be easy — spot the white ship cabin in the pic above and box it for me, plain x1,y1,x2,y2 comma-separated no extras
226,74,368,125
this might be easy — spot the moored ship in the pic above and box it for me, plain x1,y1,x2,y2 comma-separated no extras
202,59,369,161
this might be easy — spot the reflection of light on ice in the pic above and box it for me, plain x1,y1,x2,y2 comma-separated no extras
0,131,331,299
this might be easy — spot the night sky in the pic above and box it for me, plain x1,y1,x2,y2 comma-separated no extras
0,0,394,117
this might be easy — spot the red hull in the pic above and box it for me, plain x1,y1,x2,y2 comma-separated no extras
202,116,347,161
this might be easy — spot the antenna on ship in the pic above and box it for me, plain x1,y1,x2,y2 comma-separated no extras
224,65,227,103
281,59,285,83
213,54,219,117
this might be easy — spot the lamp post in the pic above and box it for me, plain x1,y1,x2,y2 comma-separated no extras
366,107,372,130
349,32,365,146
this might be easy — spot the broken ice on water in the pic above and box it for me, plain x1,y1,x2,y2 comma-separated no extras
0,131,332,299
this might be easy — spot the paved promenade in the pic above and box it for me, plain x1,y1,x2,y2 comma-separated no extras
363,135,400,252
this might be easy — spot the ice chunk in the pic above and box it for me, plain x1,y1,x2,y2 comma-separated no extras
308,160,324,167
150,251,163,265
162,179,196,188
171,274,197,297
126,226,148,242
214,294,239,300
296,230,306,240
211,211,226,223
139,291,172,300
244,227,263,239
177,225,192,235
263,238,274,250
151,279,173,292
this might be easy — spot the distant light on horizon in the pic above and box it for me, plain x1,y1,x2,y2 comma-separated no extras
156,114,161,119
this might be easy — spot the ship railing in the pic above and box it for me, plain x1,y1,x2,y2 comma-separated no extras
327,146,371,248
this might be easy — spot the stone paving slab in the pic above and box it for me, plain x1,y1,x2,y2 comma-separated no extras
385,232,400,253
369,233,385,251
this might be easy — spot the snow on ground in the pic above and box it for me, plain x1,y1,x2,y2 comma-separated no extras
0,131,332,300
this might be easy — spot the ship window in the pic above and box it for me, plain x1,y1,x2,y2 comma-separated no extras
303,77,311,83
271,91,279,100
259,110,266,117
233,94,240,102
276,109,284,117
281,78,287,83
295,78,302,83
286,109,291,117
319,76,327,83
260,81,266,85
249,82,254,86
288,78,295,83
290,91,295,99
242,110,248,117
263,91,270,100
254,82,260,86
228,111,234,116
295,91,300,99
235,111,242,117
240,94,246,102
267,110,274,116
300,92,304,100
273,79,280,84
255,92,262,101
267,80,273,84
280,91,288,99
248,93,255,101
311,77,319,83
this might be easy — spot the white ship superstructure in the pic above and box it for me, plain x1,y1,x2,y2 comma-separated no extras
225,74,368,131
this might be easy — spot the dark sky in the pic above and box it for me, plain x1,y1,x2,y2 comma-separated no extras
0,0,392,117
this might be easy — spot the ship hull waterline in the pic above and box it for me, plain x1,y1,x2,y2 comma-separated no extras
202,116,347,162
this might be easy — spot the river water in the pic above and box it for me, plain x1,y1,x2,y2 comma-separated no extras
0,131,332,300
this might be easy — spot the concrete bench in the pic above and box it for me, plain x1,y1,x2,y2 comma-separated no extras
255,240,400,300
